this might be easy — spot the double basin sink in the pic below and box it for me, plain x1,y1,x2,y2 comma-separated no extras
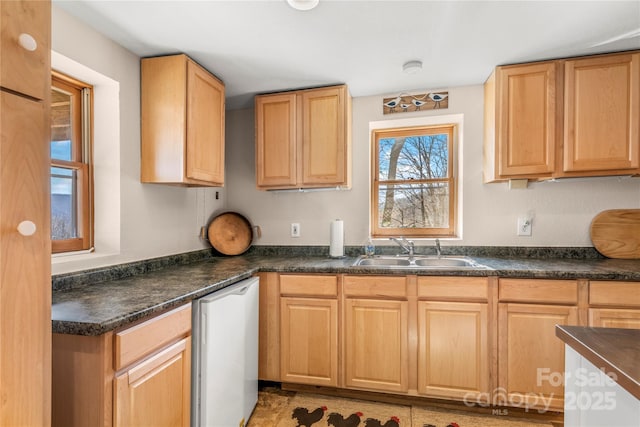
353,255,490,270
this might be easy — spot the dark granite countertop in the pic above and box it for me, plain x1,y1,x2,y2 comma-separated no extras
556,325,640,400
52,248,640,336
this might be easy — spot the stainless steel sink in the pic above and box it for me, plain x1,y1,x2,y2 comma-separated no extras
356,257,411,267
414,258,475,267
352,255,489,269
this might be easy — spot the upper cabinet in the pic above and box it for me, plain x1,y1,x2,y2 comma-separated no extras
483,61,559,180
484,50,640,183
0,0,50,100
255,85,351,190
141,54,225,186
563,53,639,174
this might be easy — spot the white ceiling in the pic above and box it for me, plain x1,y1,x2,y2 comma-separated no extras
53,0,640,110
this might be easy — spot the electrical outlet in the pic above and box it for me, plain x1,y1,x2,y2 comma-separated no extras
517,217,532,236
291,223,300,237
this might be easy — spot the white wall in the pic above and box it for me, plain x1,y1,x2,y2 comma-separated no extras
226,85,640,249
52,6,225,274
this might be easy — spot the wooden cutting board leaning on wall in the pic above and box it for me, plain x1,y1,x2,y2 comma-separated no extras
590,209,640,259
207,212,254,255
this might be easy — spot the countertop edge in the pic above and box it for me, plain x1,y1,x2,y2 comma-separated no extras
555,325,640,400
52,254,640,336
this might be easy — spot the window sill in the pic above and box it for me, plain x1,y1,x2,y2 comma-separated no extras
51,249,121,275
52,247,95,258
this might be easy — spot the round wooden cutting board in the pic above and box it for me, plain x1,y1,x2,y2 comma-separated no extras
207,212,253,255
590,209,640,259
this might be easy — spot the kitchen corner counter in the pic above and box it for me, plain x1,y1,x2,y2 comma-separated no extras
556,325,640,400
52,256,259,335
51,254,355,336
52,251,640,336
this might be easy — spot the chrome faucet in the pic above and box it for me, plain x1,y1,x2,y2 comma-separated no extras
435,238,441,258
390,237,414,259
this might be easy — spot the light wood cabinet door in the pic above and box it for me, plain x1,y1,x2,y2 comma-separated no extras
589,308,640,329
280,297,338,386
494,62,558,178
114,337,191,427
141,54,225,186
186,60,225,184
418,301,489,402
255,85,351,189
302,86,348,186
255,93,297,187
563,52,639,174
0,90,51,427
0,3,51,424
0,0,50,100
498,303,578,411
344,298,409,393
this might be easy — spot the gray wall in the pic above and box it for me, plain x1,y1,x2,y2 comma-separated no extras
226,85,640,249
52,6,225,274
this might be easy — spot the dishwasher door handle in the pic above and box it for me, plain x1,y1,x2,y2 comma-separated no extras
201,277,257,304
233,286,249,295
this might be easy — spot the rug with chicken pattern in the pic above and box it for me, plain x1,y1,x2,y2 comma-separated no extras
267,392,555,427
278,393,410,427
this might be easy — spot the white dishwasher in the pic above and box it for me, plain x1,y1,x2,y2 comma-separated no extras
191,276,259,427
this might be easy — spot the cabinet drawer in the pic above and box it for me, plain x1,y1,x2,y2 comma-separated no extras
343,276,407,298
114,303,192,371
280,274,338,297
499,279,578,304
590,281,640,308
418,276,488,301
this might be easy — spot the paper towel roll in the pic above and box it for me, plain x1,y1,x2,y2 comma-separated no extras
330,219,344,258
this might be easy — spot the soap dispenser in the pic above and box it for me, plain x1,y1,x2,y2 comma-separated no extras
365,237,375,257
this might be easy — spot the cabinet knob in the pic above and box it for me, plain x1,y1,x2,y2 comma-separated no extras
17,220,37,236
18,33,37,52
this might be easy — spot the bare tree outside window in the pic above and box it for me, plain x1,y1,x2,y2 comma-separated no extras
372,125,456,237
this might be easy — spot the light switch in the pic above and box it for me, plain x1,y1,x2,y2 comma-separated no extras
291,223,300,237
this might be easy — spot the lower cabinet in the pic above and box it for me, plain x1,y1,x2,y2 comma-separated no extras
257,273,640,412
280,297,338,386
498,279,579,412
114,337,191,427
589,308,640,328
417,276,490,402
588,281,640,329
498,303,578,411
52,303,192,427
343,276,409,393
279,274,339,386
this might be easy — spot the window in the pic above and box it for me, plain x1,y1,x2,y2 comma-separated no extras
51,72,93,253
372,124,457,238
